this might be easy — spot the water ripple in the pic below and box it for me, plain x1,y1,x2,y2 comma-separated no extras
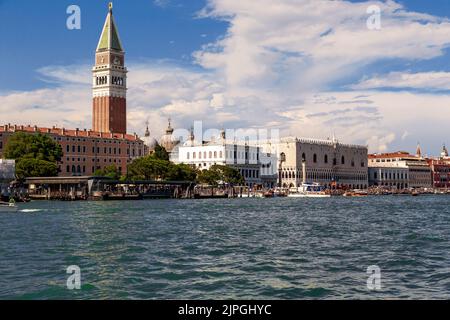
0,196,450,299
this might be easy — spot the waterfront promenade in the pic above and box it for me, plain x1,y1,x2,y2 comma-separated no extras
5,175,449,202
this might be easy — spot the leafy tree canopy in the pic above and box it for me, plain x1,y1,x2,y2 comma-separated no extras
3,132,63,178
15,159,58,179
3,132,63,162
167,163,198,182
150,144,169,161
197,168,222,186
94,165,121,180
127,156,198,182
127,157,243,185
197,165,245,186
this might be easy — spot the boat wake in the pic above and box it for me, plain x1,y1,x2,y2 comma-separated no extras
20,209,43,213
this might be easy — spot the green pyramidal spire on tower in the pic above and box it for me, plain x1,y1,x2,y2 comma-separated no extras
96,2,123,52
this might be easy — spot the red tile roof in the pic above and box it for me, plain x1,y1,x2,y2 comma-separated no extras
368,152,416,159
0,124,141,142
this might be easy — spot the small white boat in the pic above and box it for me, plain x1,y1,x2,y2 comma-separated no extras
287,183,331,198
0,200,18,212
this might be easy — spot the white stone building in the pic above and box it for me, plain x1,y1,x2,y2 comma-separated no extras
276,137,369,189
368,150,432,189
174,130,277,187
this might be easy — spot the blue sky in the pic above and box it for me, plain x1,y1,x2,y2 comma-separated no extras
0,0,449,155
0,0,227,90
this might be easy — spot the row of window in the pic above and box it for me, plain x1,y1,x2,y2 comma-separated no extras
282,182,368,189
186,150,261,161
65,157,124,164
187,151,223,160
95,75,125,86
372,158,398,163
65,145,141,157
409,168,431,173
373,171,408,180
282,171,367,181
59,137,138,145
239,169,259,179
229,150,259,161
303,153,365,167
66,165,123,174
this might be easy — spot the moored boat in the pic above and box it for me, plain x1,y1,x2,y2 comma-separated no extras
287,183,331,198
343,189,368,197
264,190,274,198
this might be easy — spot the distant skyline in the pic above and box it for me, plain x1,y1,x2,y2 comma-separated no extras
0,0,450,155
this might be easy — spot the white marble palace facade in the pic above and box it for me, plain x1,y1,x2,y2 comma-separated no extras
277,137,369,189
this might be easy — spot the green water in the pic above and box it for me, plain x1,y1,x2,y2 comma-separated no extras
0,196,449,299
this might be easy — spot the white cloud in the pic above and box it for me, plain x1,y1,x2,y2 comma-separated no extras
195,0,450,91
272,89,450,153
352,71,450,91
2,0,450,154
153,0,170,8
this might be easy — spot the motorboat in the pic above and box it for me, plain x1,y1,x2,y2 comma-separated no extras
287,183,331,198
343,189,368,197
273,188,288,197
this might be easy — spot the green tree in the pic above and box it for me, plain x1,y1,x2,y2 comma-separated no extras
127,156,198,182
150,144,169,161
166,163,198,181
197,168,222,186
127,156,170,181
15,159,59,179
4,132,62,162
3,132,63,178
94,165,120,180
197,165,245,186
220,165,245,185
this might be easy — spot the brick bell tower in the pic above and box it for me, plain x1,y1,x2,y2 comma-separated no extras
92,3,127,134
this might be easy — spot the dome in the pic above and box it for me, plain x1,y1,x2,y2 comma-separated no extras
160,118,180,152
160,134,179,152
142,124,158,152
